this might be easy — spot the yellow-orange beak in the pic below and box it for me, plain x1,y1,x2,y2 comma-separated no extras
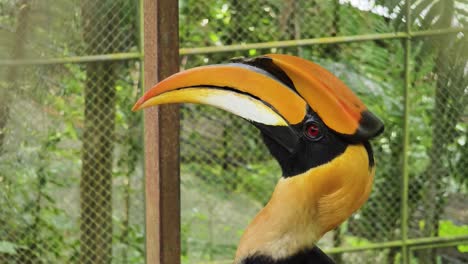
133,54,383,143
132,64,307,127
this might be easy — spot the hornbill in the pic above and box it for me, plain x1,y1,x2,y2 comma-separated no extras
133,54,384,264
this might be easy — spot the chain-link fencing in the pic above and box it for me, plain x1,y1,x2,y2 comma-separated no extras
0,0,466,264
1,0,144,263
178,1,467,264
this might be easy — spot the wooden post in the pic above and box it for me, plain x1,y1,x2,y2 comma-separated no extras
143,0,180,263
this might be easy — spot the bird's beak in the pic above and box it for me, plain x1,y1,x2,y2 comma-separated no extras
133,55,384,149
132,63,308,152
267,54,384,142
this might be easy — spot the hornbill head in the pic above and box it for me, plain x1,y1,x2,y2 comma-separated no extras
133,54,384,264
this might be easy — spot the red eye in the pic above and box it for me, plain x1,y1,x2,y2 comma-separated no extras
307,124,320,137
305,122,323,140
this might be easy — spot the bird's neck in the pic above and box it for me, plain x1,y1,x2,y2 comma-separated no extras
234,145,374,263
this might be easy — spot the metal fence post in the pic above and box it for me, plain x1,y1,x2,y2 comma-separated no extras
143,0,180,263
401,1,412,263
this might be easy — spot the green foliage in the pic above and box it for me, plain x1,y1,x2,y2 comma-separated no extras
345,236,372,247
0,241,23,255
1,0,466,263
178,1,467,263
439,220,468,237
1,57,143,264
0,63,85,262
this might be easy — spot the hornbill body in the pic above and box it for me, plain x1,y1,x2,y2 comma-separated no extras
133,54,384,264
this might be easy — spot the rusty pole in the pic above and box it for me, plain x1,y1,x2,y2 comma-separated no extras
143,0,180,263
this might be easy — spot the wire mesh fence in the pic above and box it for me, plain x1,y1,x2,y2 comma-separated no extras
0,0,467,264
0,0,138,58
1,1,144,263
179,41,406,262
178,1,467,263
0,61,145,264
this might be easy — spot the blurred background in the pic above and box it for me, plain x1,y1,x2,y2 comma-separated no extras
0,0,467,263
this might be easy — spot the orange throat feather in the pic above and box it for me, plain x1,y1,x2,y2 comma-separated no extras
234,145,374,263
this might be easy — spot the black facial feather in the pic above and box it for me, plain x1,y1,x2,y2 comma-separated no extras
258,111,348,177
229,56,374,176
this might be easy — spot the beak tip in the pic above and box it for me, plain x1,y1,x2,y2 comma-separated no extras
132,98,144,112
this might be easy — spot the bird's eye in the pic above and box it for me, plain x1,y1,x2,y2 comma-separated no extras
304,122,323,141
